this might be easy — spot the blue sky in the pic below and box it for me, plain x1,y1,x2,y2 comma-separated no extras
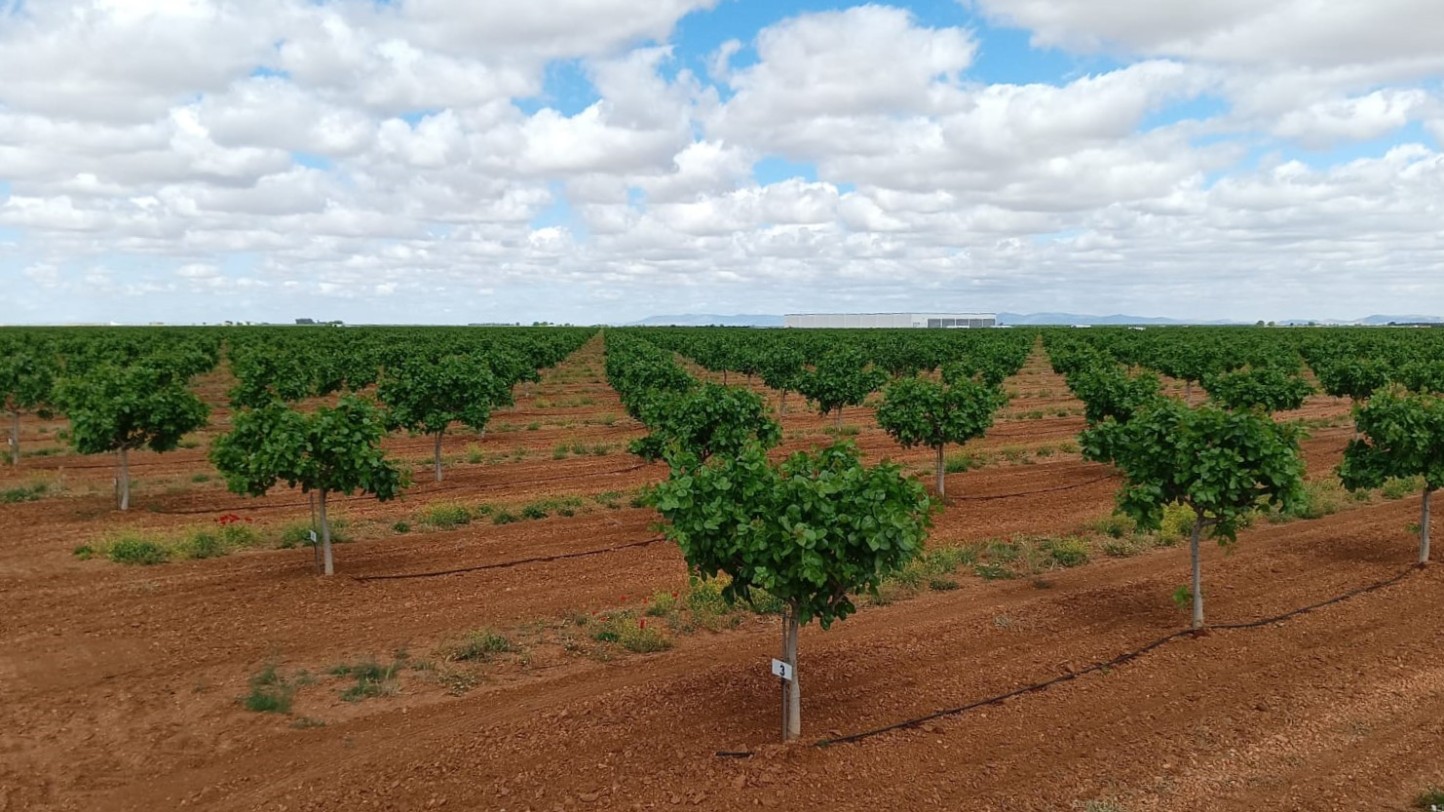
2,0,1442,324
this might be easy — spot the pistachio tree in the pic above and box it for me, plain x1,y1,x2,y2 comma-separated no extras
0,350,55,466
377,354,510,482
651,442,932,740
55,362,209,510
211,396,405,575
1083,400,1304,630
1338,387,1444,565
1204,367,1314,413
629,382,781,464
796,347,886,429
875,375,1006,498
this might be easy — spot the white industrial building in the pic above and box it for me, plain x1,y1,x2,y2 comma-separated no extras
784,313,997,329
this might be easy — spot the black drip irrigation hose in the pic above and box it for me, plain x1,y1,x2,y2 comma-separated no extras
949,473,1115,502
716,564,1422,757
350,535,668,582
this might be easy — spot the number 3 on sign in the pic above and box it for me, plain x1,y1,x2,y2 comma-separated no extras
770,658,793,681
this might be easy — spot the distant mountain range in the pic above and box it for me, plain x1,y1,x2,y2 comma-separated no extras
628,313,1442,327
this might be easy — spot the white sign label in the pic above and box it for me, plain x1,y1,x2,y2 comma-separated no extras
308,530,319,544
771,658,793,681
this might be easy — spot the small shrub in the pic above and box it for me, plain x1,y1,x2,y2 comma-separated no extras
520,503,549,520
0,482,48,504
1101,536,1146,558
1382,476,1424,501
746,589,786,615
190,473,212,484
243,663,294,714
332,658,401,702
73,544,95,560
628,491,651,509
278,524,315,549
491,510,519,525
1171,585,1193,610
999,446,1028,463
1091,512,1137,539
1044,537,1090,568
619,620,672,653
465,444,484,464
107,536,170,566
645,590,678,616
594,491,623,509
449,630,514,662
928,577,960,591
526,421,540,431
944,452,984,474
392,521,411,534
974,562,1015,581
181,532,227,560
423,503,472,530
1035,445,1055,458
1158,503,1196,545
551,444,569,460
1415,787,1444,809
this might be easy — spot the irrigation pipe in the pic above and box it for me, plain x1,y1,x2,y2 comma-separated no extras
351,535,669,582
716,563,1422,757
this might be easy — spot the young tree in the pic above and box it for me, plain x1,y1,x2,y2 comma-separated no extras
377,354,510,482
0,351,55,466
796,347,885,429
55,362,209,511
211,396,405,575
757,345,805,415
1204,367,1314,413
1083,400,1304,630
629,382,781,463
874,375,1006,498
651,442,932,740
1065,364,1163,426
1338,387,1444,565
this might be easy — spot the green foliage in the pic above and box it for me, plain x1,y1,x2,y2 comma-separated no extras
0,481,49,503
55,361,209,508
423,503,472,529
106,536,171,565
243,663,295,714
628,381,781,463
1066,365,1163,425
1204,367,1314,413
796,347,886,422
1339,388,1444,494
1082,399,1304,543
211,396,405,502
448,630,514,662
875,375,1006,465
1415,787,1444,809
652,441,933,629
1043,537,1090,568
332,658,402,702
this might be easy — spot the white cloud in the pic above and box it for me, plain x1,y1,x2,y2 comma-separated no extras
2,1,1443,325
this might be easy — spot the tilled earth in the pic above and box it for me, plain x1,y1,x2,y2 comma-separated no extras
1,338,1439,811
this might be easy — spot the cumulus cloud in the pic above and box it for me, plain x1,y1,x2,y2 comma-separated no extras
1,1,1442,324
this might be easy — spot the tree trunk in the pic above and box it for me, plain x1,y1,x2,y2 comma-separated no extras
1421,487,1434,566
935,445,946,498
1190,513,1204,630
781,605,801,741
723,369,728,385
1184,380,1193,404
319,488,334,576
779,390,788,416
834,408,843,431
433,431,445,483
117,446,130,511
9,409,19,466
